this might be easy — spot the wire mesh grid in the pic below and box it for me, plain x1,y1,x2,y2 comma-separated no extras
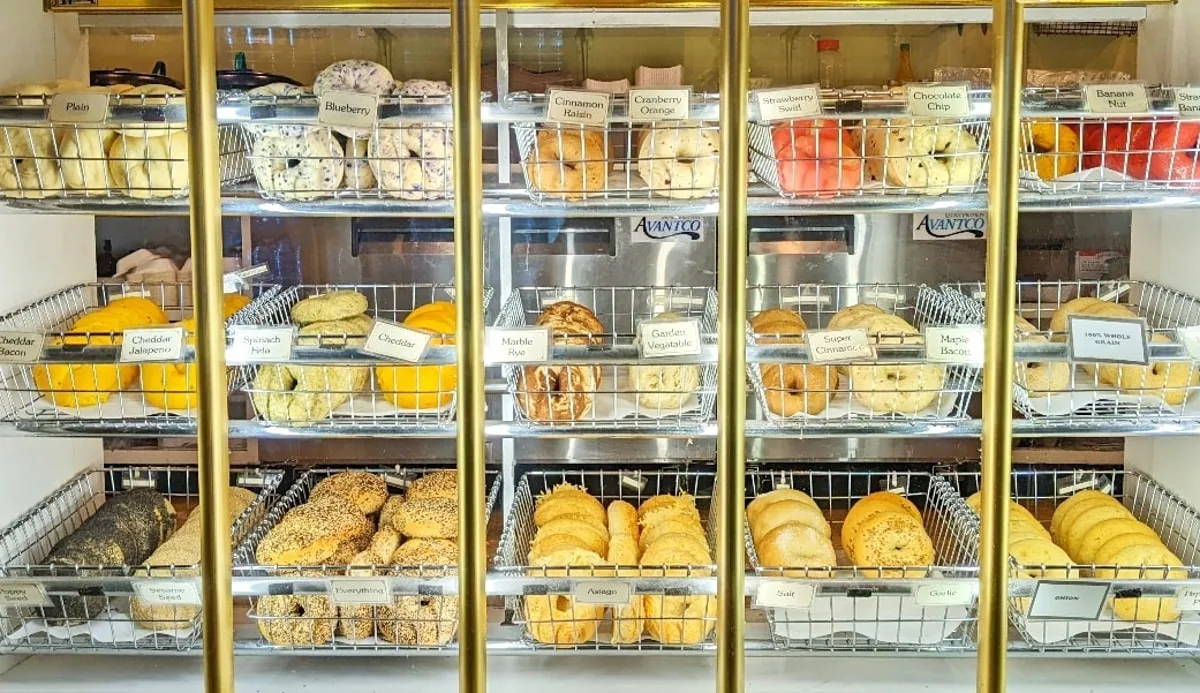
496,286,718,428
744,468,979,652
1033,21,1139,37
941,467,1200,653
233,466,500,651
943,279,1200,422
495,468,718,650
233,283,489,428
746,284,979,430
0,281,272,426
0,465,284,653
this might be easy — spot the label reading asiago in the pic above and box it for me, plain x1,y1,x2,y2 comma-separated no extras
570,580,633,606
0,331,45,363
628,88,691,122
1083,84,1151,115
924,326,985,365
327,578,392,606
49,92,110,124
637,319,702,359
133,579,202,606
226,326,296,364
1027,580,1109,620
754,85,822,122
754,581,816,609
485,327,550,364
317,90,379,130
546,89,611,127
119,327,185,363
1068,315,1149,366
805,329,874,364
1176,87,1200,118
362,320,432,363
0,581,50,608
905,83,971,118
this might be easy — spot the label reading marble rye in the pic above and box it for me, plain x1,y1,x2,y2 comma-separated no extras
49,92,110,124
0,331,45,363
1084,84,1151,114
318,90,378,130
905,83,971,118
628,88,691,122
486,327,550,364
755,581,815,609
1177,87,1200,117
120,327,185,363
362,320,432,363
638,318,702,358
755,85,821,122
546,89,611,127
805,329,874,363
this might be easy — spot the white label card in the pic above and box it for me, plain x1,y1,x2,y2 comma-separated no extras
638,318,703,359
1176,585,1200,612
805,329,874,363
905,83,971,118
49,92,110,124
486,327,550,364
0,331,45,362
132,579,202,606
317,90,378,130
1084,84,1151,114
571,580,633,605
227,326,296,364
628,88,691,122
914,581,976,607
912,212,987,240
924,326,985,365
1028,580,1109,620
1068,315,1148,366
1177,87,1200,118
361,320,432,363
327,578,391,606
546,89,611,126
754,85,822,122
0,581,51,607
1177,327,1200,360
120,327,185,363
755,581,816,609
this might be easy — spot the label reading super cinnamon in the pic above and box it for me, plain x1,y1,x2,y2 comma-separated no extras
1176,87,1200,117
318,90,378,130
754,85,822,122
905,83,971,118
546,89,611,127
1084,84,1150,114
805,329,873,363
628,88,691,122
49,92,110,124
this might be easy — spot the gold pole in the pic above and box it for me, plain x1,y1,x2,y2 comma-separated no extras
979,0,1023,691
452,0,486,688
717,0,749,689
181,0,233,690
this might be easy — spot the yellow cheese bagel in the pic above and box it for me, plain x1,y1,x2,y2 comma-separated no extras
375,302,457,410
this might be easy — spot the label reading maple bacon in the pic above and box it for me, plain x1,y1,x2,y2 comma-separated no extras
924,326,985,365
905,83,971,118
546,89,611,127
1083,84,1151,114
318,90,378,130
628,88,691,122
49,92,110,124
754,85,821,122
1176,87,1200,117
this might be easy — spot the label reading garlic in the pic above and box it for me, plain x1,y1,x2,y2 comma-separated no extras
546,89,611,127
905,83,971,118
485,327,550,364
755,581,815,609
1083,84,1150,114
805,329,874,363
0,581,51,608
627,88,691,122
49,92,110,124
1068,315,1149,366
914,581,975,607
0,331,45,363
571,580,633,605
133,579,202,606
754,85,822,122
1176,87,1200,118
120,327,185,363
361,320,432,363
318,90,378,130
924,326,985,365
226,326,296,364
637,318,702,359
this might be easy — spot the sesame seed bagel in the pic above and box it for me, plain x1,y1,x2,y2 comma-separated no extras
406,470,458,501
392,497,458,539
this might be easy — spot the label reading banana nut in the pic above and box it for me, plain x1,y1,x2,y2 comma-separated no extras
1175,586,1200,612
571,580,633,605
1177,87,1200,118
754,85,822,122
318,90,378,130
1027,580,1109,620
805,329,874,363
49,92,110,124
226,326,296,364
0,332,45,363
914,581,975,607
485,327,550,364
1068,315,1149,366
0,581,51,607
905,83,971,118
755,581,815,609
120,327,185,363
546,89,611,127
327,578,392,606
638,318,702,359
362,319,432,363
132,580,202,606
1083,84,1151,114
628,88,691,122
924,326,985,365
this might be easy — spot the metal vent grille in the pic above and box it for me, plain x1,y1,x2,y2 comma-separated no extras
1033,22,1139,37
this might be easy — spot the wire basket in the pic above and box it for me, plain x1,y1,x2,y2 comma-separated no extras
496,286,718,428
746,284,979,431
239,91,454,201
495,467,718,650
744,468,979,651
1019,87,1198,193
941,467,1200,653
0,465,284,653
0,281,274,429
943,280,1200,423
234,283,490,430
0,91,250,199
748,90,991,199
234,466,500,651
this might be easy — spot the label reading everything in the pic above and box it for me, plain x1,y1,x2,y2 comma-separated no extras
132,580,202,606
571,580,633,605
1084,84,1151,114
1027,580,1109,620
628,88,691,122
1178,87,1200,118
805,329,874,363
327,578,392,606
120,327,185,363
0,581,51,607
227,326,296,364
49,92,110,124
914,581,975,607
755,582,816,609
546,89,611,127
1068,315,1149,366
905,83,971,118
924,326,985,365
754,85,822,122
485,327,550,364
362,320,433,363
318,90,379,130
638,318,703,359
0,331,45,362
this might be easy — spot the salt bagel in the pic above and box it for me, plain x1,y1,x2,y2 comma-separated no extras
635,122,719,199
108,130,189,198
0,125,63,198
865,119,983,196
746,488,819,524
290,290,369,324
757,522,837,578
250,130,346,200
312,60,395,138
750,499,830,541
369,125,452,200
59,128,117,194
525,129,609,200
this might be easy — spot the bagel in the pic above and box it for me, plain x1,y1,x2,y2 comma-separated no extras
250,361,369,422
250,130,346,200
1062,504,1136,560
761,364,837,417
750,499,830,542
406,469,458,501
0,125,63,198
608,533,644,644
851,511,935,577
643,593,717,645
1015,314,1072,397
849,362,946,414
637,493,697,520
369,125,452,200
746,488,819,524
1093,543,1186,622
1073,518,1160,565
640,504,703,532
1095,533,1165,565
841,492,923,551
290,290,368,324
120,85,186,137
256,595,336,646
606,500,639,539
517,364,597,422
750,308,807,333
1024,121,1080,180
312,60,394,138
771,119,862,197
1008,538,1078,615
532,515,609,555
827,304,887,331
525,548,605,645
378,538,460,645
59,128,117,194
635,122,719,199
108,130,189,198
639,517,708,552
1050,490,1114,539
310,471,389,515
534,487,607,528
631,362,701,411
1054,495,1128,545
342,136,377,191
1097,333,1199,405
392,498,458,539
525,129,609,200
756,522,837,578
865,119,983,195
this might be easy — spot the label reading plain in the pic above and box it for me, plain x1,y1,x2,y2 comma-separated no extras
546,89,611,127
1027,580,1109,620
119,327,185,363
924,326,985,365
755,581,816,609
1084,84,1151,114
1068,315,1149,366
905,83,971,118
486,327,550,364
318,90,379,130
628,88,691,122
227,326,296,364
0,332,45,363
754,85,822,122
362,320,433,363
132,580,202,606
638,318,703,359
570,580,633,605
805,329,874,364
49,92,110,124
327,578,391,606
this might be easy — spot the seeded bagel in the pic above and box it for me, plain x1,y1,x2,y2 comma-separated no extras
290,290,369,325
310,471,389,515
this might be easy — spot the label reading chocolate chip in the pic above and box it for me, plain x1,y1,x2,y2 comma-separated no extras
0,581,51,607
485,327,550,364
628,88,691,122
637,318,702,359
120,327,185,363
327,578,391,606
132,580,202,606
924,326,985,365
1177,87,1200,118
755,581,815,609
49,92,110,124
571,580,633,605
318,90,379,130
1083,84,1151,114
905,83,971,118
805,329,874,363
0,331,45,363
361,319,432,363
546,89,611,127
754,85,822,122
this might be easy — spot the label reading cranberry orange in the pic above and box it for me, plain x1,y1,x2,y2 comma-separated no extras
1083,84,1151,114
754,85,821,122
904,83,971,118
1176,87,1200,118
546,89,611,127
628,88,691,122
362,320,432,363
317,90,378,130
49,92,110,124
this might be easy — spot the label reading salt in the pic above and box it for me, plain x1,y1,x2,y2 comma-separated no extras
628,88,691,122
49,92,110,124
0,581,50,607
1084,83,1151,114
132,580,202,606
905,83,971,118
755,581,815,609
1068,315,1148,366
914,581,975,607
805,329,874,364
486,327,550,364
924,326,985,365
0,331,45,362
571,580,633,605
328,578,391,606
1177,88,1200,117
546,89,611,127
227,326,296,364
1027,580,1109,620
361,320,432,363
317,90,378,130
1175,586,1200,612
637,318,702,359
120,327,185,363
754,85,822,122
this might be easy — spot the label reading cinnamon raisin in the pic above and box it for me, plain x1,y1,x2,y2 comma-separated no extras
546,89,611,127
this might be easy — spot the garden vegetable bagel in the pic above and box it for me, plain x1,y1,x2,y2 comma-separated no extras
375,302,457,410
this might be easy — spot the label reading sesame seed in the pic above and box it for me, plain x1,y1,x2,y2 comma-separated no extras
133,580,202,606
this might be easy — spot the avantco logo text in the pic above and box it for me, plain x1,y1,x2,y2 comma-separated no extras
632,216,705,241
912,212,987,240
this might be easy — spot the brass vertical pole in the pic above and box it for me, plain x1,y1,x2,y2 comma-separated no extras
979,0,1024,691
181,0,233,690
452,0,486,689
717,0,749,690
